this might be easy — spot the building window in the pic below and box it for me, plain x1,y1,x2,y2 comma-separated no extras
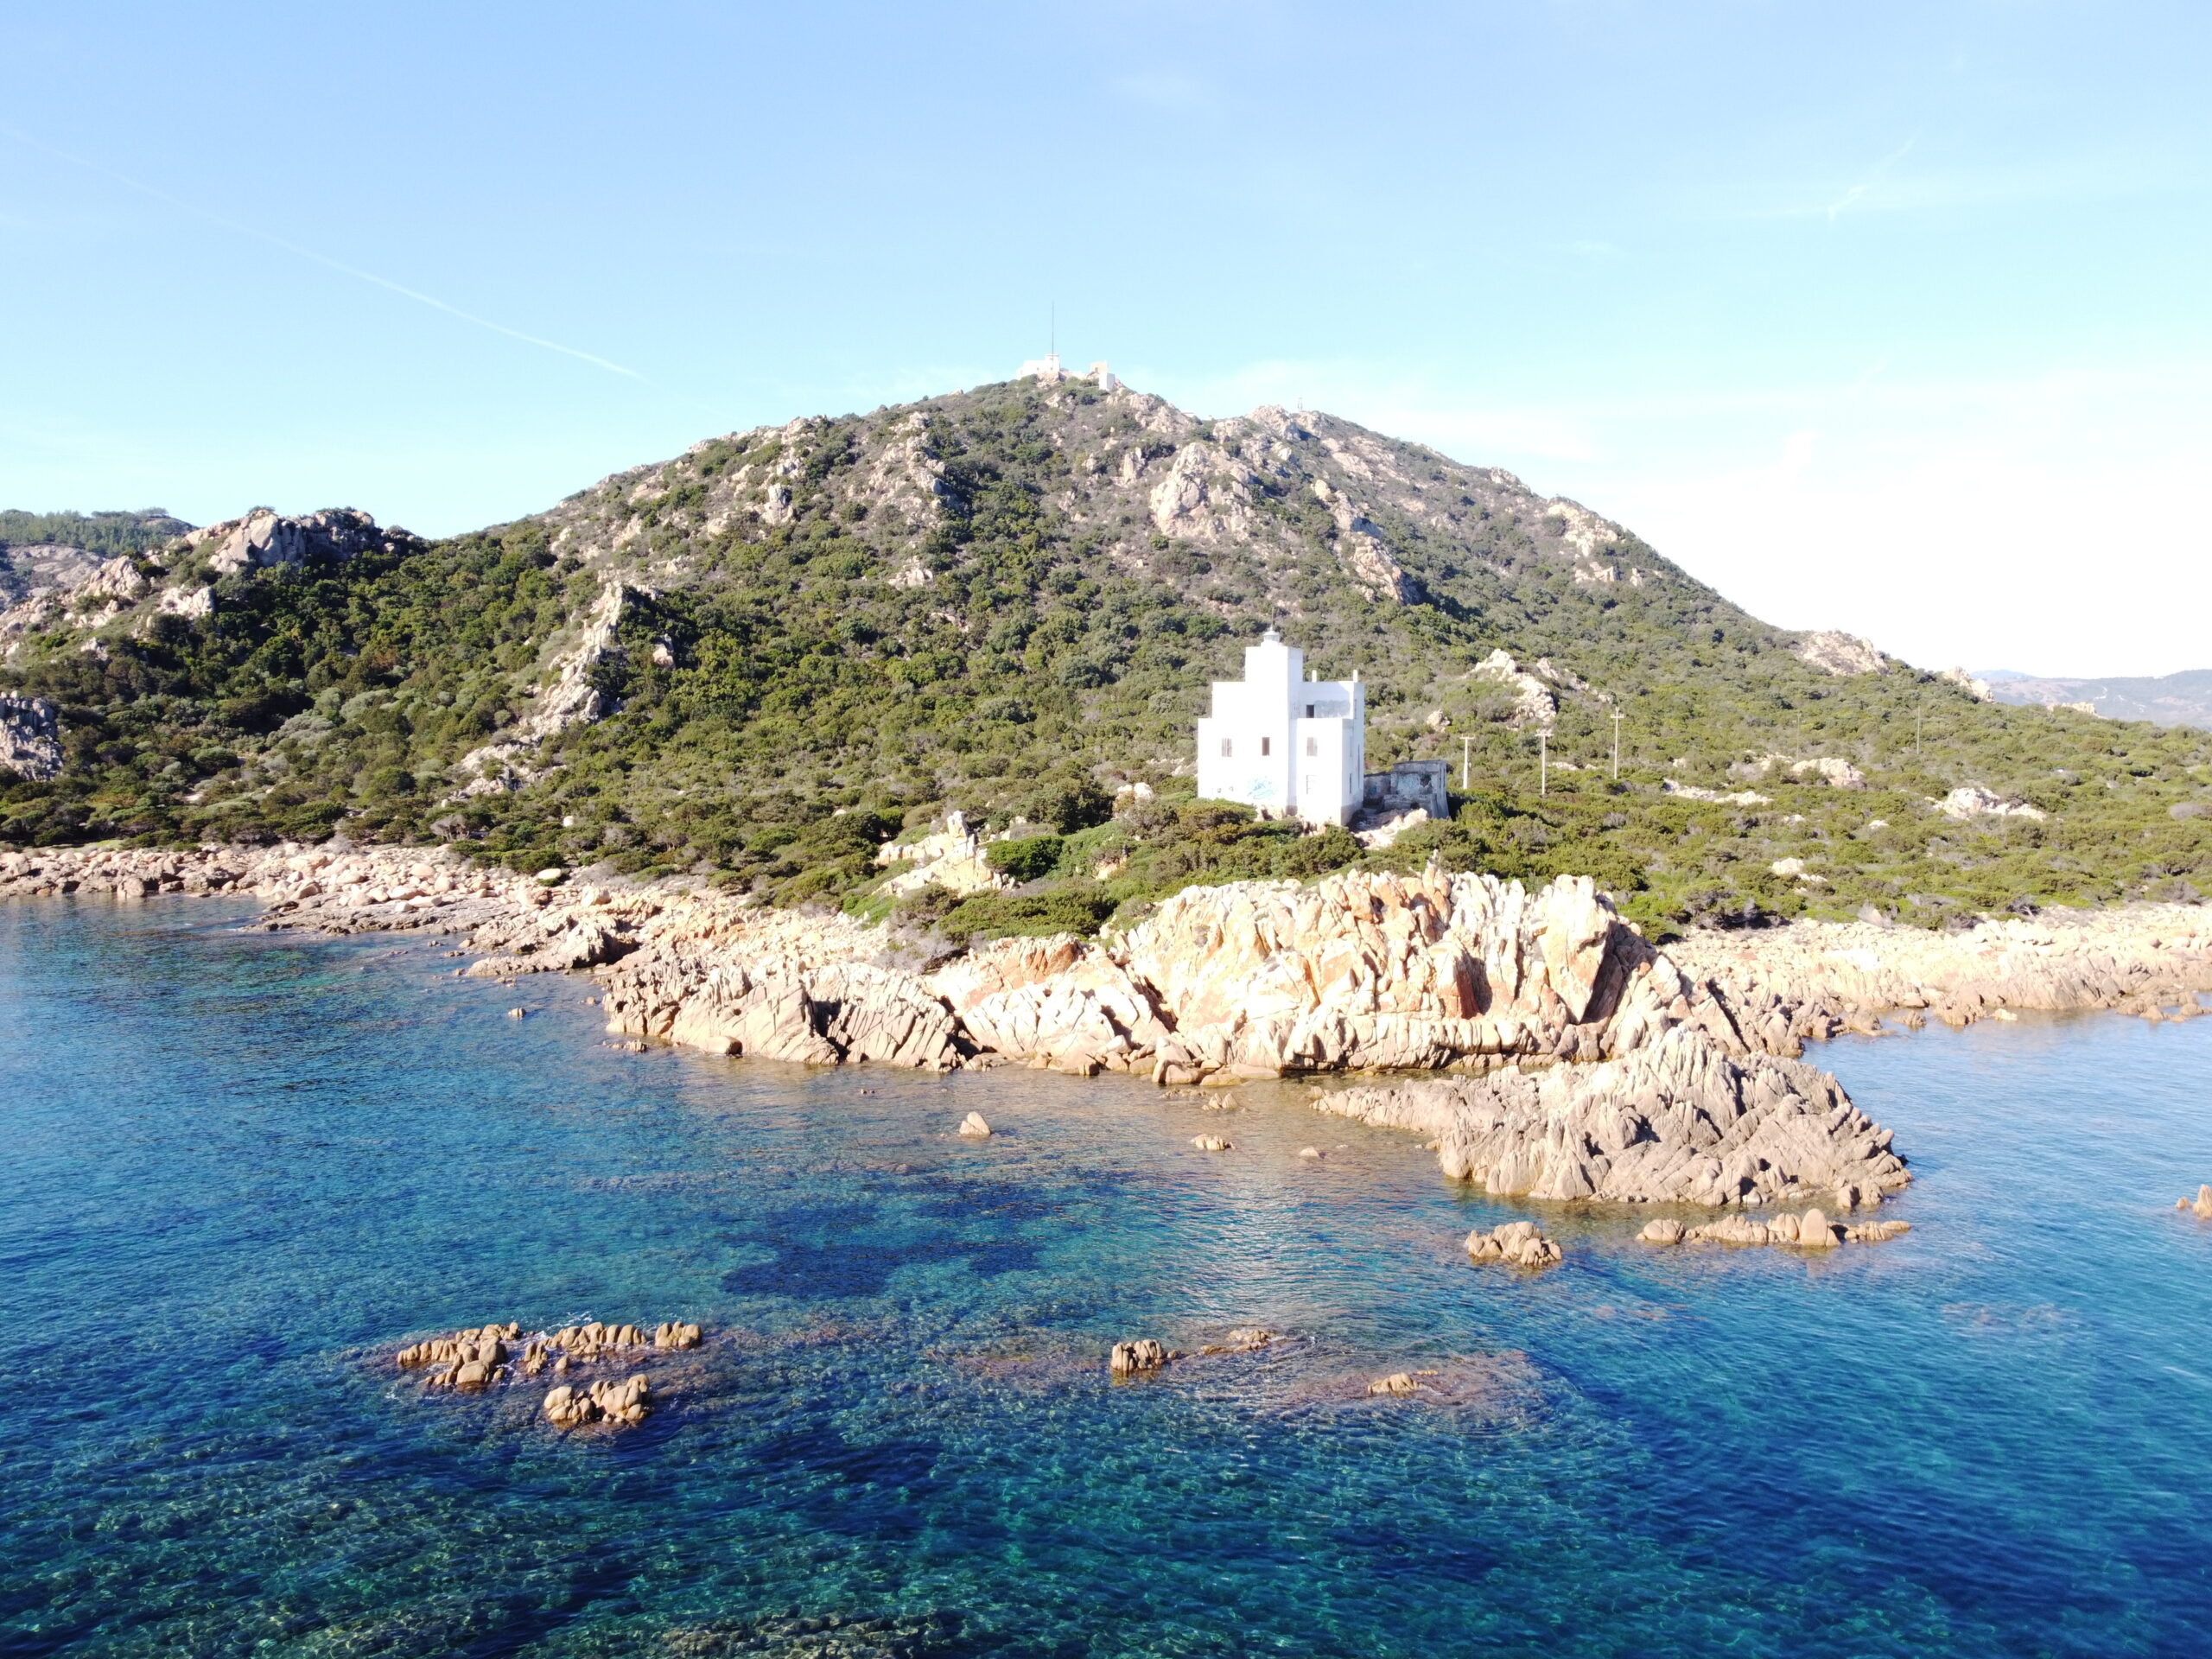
1260,736,1271,756
1305,703,1315,718
1221,739,1232,758
1305,735,1318,756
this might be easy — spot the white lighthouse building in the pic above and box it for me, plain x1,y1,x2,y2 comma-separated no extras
1194,629,1366,826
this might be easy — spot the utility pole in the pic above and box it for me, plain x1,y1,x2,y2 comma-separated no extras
1460,734,1471,790
1611,709,1623,780
1539,729,1549,798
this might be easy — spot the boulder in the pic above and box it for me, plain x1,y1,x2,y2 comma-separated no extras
1368,1372,1421,1396
397,1322,520,1370
1638,1218,1686,1245
544,1374,652,1428
1688,1214,1772,1246
1109,1338,1166,1377
1844,1219,1911,1243
1465,1219,1561,1268
958,1112,993,1138
543,1385,593,1427
1192,1135,1233,1152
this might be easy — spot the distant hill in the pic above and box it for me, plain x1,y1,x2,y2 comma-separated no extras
1986,670,2212,731
0,508,194,560
1,375,2205,934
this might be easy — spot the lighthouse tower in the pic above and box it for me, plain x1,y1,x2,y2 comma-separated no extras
1193,630,1365,826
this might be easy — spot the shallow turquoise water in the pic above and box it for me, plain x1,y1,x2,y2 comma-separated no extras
2,899,2209,1657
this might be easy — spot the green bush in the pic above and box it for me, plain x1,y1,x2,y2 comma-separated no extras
986,833,1064,882
937,883,1118,938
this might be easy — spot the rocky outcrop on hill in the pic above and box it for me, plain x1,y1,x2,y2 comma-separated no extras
1936,785,2047,823
3,508,415,661
874,810,1007,896
1794,631,1888,677
1464,650,1560,728
186,506,394,575
0,694,62,779
1,551,149,656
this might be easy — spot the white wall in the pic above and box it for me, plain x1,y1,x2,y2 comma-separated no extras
1196,633,1364,824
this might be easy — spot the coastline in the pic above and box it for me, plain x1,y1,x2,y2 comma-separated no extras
7,839,2207,1210
1669,906,2212,1051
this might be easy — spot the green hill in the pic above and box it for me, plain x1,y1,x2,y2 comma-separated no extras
1,378,2205,936
0,508,194,559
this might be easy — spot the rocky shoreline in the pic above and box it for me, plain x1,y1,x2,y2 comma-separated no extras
6,840,2209,1211
1669,906,2212,1051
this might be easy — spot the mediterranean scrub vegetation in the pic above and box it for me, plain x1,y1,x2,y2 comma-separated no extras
2,381,2205,941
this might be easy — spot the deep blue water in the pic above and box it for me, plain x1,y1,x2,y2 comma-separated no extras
3,899,2210,1658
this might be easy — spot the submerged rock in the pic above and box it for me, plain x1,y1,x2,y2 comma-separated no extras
1845,1218,1911,1243
1638,1212,1906,1249
1368,1372,1421,1396
394,1317,697,1418
1465,1220,1561,1268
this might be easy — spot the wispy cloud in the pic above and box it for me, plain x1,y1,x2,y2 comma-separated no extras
0,124,644,379
1817,133,1918,219
1719,138,2191,224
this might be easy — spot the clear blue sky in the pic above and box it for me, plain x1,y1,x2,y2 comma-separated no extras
3,2,2205,674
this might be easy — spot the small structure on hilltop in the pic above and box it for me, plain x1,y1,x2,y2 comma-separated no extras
1196,630,1367,826
1016,353,1116,391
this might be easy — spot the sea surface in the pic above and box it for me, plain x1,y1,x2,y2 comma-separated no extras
3,898,2209,1658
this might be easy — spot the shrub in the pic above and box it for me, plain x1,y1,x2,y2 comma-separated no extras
938,884,1118,938
986,833,1064,882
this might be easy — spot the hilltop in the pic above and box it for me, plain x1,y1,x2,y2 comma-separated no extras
1,372,2205,936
